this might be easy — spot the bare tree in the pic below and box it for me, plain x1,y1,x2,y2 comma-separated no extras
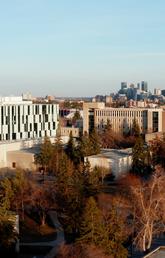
130,166,165,251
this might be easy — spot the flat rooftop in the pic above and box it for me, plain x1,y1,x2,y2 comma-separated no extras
7,147,40,155
0,96,32,105
87,148,132,160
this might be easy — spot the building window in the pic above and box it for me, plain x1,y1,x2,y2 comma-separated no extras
12,133,16,140
12,162,16,168
45,114,48,122
153,112,159,132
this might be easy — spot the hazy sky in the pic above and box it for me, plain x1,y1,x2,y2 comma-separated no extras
0,0,165,97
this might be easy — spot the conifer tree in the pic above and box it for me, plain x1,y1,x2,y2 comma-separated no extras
89,128,101,155
35,136,53,176
0,178,14,215
79,197,104,245
132,118,140,137
78,132,92,159
132,136,146,174
104,206,128,258
79,197,127,257
65,131,76,162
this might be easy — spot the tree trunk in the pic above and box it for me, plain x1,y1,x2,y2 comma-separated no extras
41,212,46,226
143,231,146,252
147,224,153,250
21,195,24,221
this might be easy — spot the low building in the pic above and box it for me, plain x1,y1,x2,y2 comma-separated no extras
84,148,132,178
6,148,38,170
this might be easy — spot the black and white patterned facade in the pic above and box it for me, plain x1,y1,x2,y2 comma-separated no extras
0,97,59,141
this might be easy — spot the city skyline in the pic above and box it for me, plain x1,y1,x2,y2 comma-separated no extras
0,1,165,96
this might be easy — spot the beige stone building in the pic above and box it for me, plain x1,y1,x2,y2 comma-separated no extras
83,102,163,135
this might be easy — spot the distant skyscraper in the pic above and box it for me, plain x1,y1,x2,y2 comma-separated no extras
154,88,161,96
161,90,165,96
129,83,135,89
137,83,140,90
141,81,148,92
121,82,127,90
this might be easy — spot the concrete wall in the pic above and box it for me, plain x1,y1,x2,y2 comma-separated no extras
0,137,54,168
7,151,36,170
85,156,111,171
60,127,79,138
145,132,163,143
162,111,165,132
85,154,132,178
83,102,105,133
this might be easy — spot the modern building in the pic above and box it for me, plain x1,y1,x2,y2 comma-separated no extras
141,81,148,92
0,96,59,168
0,96,59,141
161,90,165,96
84,148,132,178
154,88,161,96
121,82,127,90
83,102,163,135
137,83,140,90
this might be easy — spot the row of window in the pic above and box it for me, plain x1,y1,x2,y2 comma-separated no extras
0,113,56,126
0,104,58,116
0,129,55,141
95,110,146,117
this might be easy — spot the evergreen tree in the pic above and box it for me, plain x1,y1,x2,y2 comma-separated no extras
0,178,14,215
132,118,140,137
12,169,28,220
79,198,127,257
0,178,17,249
72,110,81,124
132,136,146,174
79,197,104,245
83,163,102,195
150,136,165,168
78,132,92,160
0,217,17,249
104,119,112,131
104,207,128,258
65,131,77,162
34,136,53,175
89,128,101,155
100,119,116,149
50,135,64,175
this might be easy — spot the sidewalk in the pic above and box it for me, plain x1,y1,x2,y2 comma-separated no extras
20,211,65,258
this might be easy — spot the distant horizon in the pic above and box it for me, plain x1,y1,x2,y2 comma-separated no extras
0,1,165,96
0,79,164,98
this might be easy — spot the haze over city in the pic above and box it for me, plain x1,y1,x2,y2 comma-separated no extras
0,0,165,97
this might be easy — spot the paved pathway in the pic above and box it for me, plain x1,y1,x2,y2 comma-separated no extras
129,234,165,258
20,211,65,258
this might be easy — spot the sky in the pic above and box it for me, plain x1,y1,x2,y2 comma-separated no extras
0,0,165,97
